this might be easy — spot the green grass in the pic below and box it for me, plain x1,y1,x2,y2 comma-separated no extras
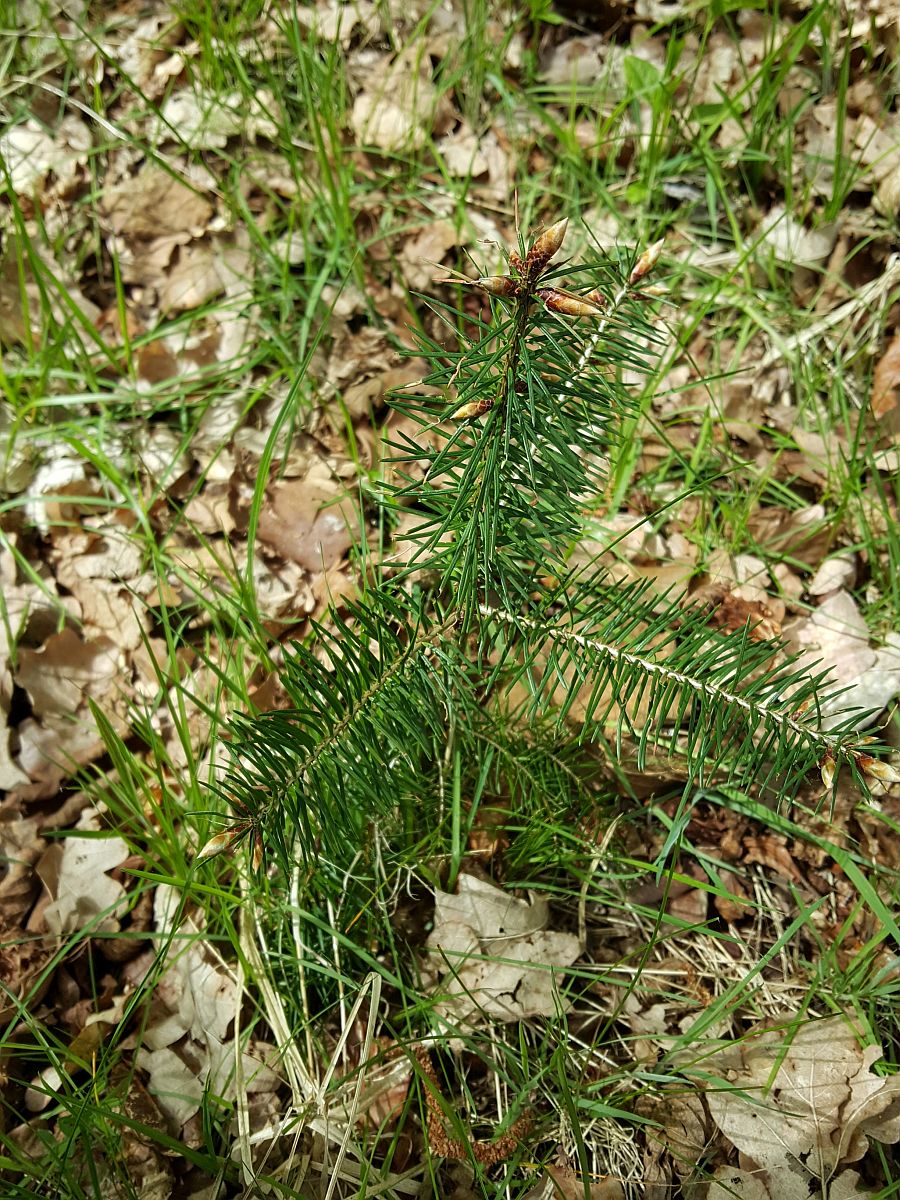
1,1,900,1197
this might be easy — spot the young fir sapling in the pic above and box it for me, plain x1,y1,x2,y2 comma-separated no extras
199,215,890,877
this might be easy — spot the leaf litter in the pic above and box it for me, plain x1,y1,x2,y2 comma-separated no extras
3,0,900,1196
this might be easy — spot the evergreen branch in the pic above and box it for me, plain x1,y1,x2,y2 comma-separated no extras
386,222,661,615
554,238,665,408
206,602,463,867
295,611,457,784
480,602,841,756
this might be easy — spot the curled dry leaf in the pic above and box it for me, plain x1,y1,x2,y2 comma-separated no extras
350,46,453,152
424,874,581,1028
15,628,120,719
807,554,856,597
545,1163,625,1200
256,461,357,572
136,885,281,1128
788,589,900,729
36,810,130,936
156,88,280,149
757,205,836,268
399,219,459,291
0,116,91,194
702,1015,900,1192
872,329,900,419
101,165,213,239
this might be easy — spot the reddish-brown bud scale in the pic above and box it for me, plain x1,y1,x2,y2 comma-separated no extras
524,218,568,274
537,287,606,317
451,397,494,420
820,747,836,789
475,275,517,296
628,238,665,285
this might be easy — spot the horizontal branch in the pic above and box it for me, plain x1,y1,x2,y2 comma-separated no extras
479,604,843,757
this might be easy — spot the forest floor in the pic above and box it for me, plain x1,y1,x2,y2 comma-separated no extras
2,1,900,1197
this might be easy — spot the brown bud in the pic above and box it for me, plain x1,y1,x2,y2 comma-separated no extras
820,747,836,789
628,237,665,285
524,217,568,273
196,826,244,862
509,250,524,273
475,275,517,296
451,397,494,420
537,287,605,317
856,753,900,784
252,829,265,872
583,288,608,307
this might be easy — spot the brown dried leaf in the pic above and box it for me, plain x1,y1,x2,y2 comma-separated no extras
15,629,119,718
101,166,213,238
256,463,357,571
136,886,281,1128
787,590,900,729
546,1164,625,1200
424,874,581,1028
398,219,459,290
350,46,453,151
743,834,804,883
872,329,900,418
708,1165,868,1198
0,116,90,194
156,88,280,149
703,1018,900,1197
35,810,129,936
0,237,101,346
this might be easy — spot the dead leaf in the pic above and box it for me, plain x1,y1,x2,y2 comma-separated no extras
742,834,804,884
0,116,90,194
398,220,459,290
746,503,835,566
546,1164,625,1200
102,165,213,238
787,590,900,729
15,629,120,718
703,1017,900,1190
136,885,280,1127
298,0,379,47
256,462,356,571
872,329,900,418
433,874,549,938
424,874,581,1028
156,88,280,149
36,809,129,936
807,554,856,597
0,237,101,347
707,1164,869,1198
639,1091,711,1189
324,326,422,419
758,205,836,267
350,46,453,151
